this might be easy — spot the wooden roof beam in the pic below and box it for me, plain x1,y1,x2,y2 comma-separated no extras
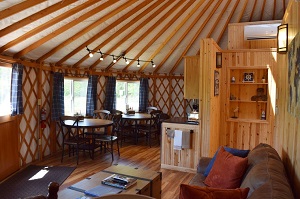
88,1,173,70
138,0,206,72
249,0,258,22
0,0,46,21
36,0,128,63
13,0,119,60
118,1,188,72
59,0,152,67
0,0,98,53
155,0,218,74
0,0,77,38
260,0,267,20
169,0,224,74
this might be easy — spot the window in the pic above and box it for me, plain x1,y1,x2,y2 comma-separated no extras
116,80,140,112
0,66,12,116
64,78,88,116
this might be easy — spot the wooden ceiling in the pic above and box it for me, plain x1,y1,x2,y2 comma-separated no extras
0,0,289,75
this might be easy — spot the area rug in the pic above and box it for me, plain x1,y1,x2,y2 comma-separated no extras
0,165,76,199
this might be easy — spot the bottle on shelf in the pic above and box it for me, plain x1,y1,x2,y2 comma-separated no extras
261,111,266,120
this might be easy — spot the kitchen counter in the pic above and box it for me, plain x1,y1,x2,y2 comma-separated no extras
163,117,199,125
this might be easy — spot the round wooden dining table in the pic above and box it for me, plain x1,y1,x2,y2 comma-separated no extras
63,118,114,159
121,113,151,144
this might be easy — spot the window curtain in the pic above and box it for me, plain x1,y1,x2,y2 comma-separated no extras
51,72,64,121
139,77,149,112
86,75,98,117
104,76,116,111
11,63,24,116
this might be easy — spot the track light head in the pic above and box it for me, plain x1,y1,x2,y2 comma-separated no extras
137,59,140,67
124,57,129,64
89,52,93,57
113,55,117,63
151,60,156,68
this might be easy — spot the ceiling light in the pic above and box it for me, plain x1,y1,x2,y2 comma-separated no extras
99,52,104,60
89,52,93,57
125,57,129,64
137,59,140,67
113,55,117,63
151,60,156,68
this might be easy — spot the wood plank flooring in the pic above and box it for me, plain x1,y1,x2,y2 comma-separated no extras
34,142,195,199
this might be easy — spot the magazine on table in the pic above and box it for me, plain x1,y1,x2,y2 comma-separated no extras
101,174,137,189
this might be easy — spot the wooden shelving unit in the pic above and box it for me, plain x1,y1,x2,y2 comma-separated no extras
227,67,269,122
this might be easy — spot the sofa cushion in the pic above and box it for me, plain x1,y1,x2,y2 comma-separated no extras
179,184,250,199
204,146,250,176
204,146,248,189
240,143,294,198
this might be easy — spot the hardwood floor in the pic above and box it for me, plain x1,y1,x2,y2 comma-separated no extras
34,141,195,199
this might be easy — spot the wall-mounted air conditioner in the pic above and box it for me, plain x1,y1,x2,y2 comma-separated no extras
244,23,280,40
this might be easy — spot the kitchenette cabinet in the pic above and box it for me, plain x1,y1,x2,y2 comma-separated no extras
161,119,200,173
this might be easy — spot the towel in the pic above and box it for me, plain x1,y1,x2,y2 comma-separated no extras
166,129,175,138
174,130,183,150
174,130,191,150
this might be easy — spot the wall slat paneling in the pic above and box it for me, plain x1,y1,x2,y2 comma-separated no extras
277,1,300,198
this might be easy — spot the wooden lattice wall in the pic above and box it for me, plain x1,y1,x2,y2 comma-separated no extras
18,68,191,165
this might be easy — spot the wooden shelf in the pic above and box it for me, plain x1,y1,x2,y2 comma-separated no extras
227,118,268,123
230,83,268,85
230,100,268,103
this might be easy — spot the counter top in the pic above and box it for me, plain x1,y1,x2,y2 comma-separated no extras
163,117,199,125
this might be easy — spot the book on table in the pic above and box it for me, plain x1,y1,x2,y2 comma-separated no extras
101,174,137,189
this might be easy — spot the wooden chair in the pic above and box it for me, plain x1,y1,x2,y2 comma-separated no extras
137,110,162,147
94,114,122,161
60,116,91,164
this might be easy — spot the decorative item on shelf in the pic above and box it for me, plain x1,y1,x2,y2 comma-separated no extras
232,107,239,118
230,93,236,100
261,76,266,83
251,88,267,101
261,110,266,120
74,112,84,121
277,23,288,53
216,52,222,68
243,72,254,83
214,70,219,96
231,76,236,83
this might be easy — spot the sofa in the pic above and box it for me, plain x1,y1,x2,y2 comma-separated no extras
187,143,294,199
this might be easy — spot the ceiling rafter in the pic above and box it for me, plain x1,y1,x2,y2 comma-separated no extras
0,0,98,53
216,0,241,43
168,0,224,74
36,0,130,62
122,1,195,72
13,0,119,60
249,0,258,22
154,0,220,74
237,0,249,23
0,0,77,38
107,0,185,71
0,0,46,21
88,1,174,70
261,0,267,20
138,0,207,72
58,0,153,67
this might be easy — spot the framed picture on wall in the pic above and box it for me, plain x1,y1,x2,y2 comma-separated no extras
214,70,219,96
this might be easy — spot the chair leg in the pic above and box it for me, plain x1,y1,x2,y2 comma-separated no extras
76,144,79,165
61,143,65,163
116,139,120,156
110,141,114,161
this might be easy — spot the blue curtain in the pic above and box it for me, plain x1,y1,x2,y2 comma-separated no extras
104,76,116,111
51,72,64,121
139,78,149,112
86,75,98,117
11,63,24,116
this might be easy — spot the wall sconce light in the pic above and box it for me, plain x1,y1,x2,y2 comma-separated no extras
216,52,222,68
277,24,288,53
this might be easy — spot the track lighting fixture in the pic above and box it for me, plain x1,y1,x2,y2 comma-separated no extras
86,46,155,68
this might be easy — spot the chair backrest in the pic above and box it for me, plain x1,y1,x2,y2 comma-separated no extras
94,110,110,119
149,110,162,128
96,193,155,199
110,109,123,115
160,113,170,121
146,106,158,113
59,116,80,139
111,114,122,135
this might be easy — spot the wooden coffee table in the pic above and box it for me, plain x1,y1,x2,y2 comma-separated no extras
58,164,161,199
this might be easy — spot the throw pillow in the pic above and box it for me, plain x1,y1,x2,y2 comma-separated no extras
179,184,250,199
204,146,248,189
204,146,250,176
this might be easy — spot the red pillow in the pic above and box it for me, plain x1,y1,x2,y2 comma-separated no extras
179,184,250,199
204,146,248,189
